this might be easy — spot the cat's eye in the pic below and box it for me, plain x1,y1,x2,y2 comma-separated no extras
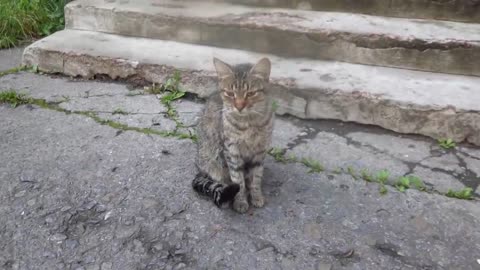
246,92,257,97
223,91,235,97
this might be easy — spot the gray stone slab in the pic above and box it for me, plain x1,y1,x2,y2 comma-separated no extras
271,117,303,149
412,167,466,194
66,0,480,76
209,0,480,23
59,95,166,114
22,30,480,146
288,131,410,179
0,72,135,103
1,105,480,269
0,46,25,72
174,100,204,127
346,132,432,163
420,154,465,175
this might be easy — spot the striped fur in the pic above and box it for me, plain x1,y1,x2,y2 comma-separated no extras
192,173,240,207
193,57,274,213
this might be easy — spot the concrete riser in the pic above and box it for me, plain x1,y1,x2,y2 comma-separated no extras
23,44,480,146
211,0,480,23
66,7,480,77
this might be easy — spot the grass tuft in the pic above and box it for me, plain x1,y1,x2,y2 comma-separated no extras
0,90,32,107
301,157,324,173
0,0,67,49
446,188,473,200
438,138,456,150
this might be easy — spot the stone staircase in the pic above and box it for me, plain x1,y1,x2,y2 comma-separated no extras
23,0,480,145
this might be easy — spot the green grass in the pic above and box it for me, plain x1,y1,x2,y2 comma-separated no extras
394,175,426,192
346,166,358,180
271,100,279,112
446,188,474,200
301,157,324,173
145,72,186,119
360,169,374,182
112,108,128,115
438,138,456,150
375,169,390,184
0,0,67,48
0,90,32,107
268,147,286,162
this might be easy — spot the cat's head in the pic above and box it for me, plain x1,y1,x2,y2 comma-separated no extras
213,57,271,114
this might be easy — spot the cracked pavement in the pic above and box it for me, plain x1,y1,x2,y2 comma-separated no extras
1,54,480,270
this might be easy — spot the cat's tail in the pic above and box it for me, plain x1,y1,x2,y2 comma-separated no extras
192,173,240,207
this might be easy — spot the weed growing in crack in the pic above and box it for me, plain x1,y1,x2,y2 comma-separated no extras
272,100,279,112
394,175,426,192
360,169,374,182
409,175,426,191
267,147,297,163
0,90,32,107
446,188,473,200
438,138,456,149
375,169,390,184
333,168,342,174
301,158,324,173
395,176,411,192
379,184,388,195
268,147,286,162
346,166,358,180
112,108,128,115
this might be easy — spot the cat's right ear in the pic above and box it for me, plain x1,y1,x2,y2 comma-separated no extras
213,58,234,80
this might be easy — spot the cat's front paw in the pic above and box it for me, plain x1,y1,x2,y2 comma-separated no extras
251,193,265,208
233,198,249,213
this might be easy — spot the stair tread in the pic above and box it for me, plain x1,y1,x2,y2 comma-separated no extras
25,30,480,111
69,0,480,45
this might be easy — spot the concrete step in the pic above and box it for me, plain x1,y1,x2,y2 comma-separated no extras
65,0,480,77
23,30,480,146
208,0,480,23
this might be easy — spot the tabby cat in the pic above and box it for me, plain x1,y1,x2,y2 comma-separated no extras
192,57,274,213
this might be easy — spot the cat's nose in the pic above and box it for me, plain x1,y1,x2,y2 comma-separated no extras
234,99,246,111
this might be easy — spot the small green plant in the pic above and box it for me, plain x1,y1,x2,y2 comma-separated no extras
409,176,426,191
446,188,473,200
112,108,128,115
361,169,374,182
438,138,456,149
268,147,286,162
395,176,411,192
0,91,32,108
376,169,390,184
301,158,324,173
394,175,426,192
272,100,279,112
333,167,342,174
286,154,298,163
379,184,388,195
347,166,358,180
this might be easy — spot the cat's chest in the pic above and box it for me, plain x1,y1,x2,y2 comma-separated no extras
228,122,273,153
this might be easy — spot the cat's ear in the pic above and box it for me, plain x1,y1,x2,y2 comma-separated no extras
213,58,234,80
249,58,271,81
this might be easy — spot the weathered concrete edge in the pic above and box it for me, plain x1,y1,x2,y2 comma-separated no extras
22,45,480,146
212,0,480,23
65,4,480,77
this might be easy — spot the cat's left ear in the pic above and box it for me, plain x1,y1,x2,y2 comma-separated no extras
249,58,271,81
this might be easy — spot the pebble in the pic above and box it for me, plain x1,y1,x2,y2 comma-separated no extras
14,190,26,198
50,233,67,241
100,262,112,270
65,239,79,249
61,206,72,212
316,262,333,270
174,263,186,270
